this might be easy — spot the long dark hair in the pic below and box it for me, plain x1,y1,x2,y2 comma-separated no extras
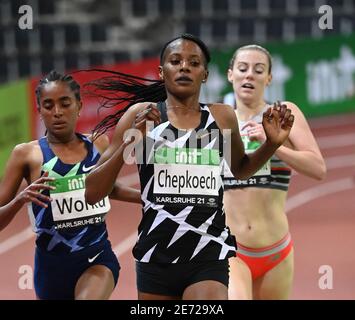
83,68,165,137
82,33,210,138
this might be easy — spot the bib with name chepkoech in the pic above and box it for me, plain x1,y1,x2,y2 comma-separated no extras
153,147,221,207
49,174,111,230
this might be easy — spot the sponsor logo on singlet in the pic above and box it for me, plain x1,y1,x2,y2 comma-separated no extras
231,135,271,186
153,147,221,207
49,174,110,230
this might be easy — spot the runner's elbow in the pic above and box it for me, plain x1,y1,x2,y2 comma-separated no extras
230,168,250,180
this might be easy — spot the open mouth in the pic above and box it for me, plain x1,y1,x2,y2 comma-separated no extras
241,83,255,89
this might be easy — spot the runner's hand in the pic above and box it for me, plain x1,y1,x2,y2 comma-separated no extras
262,101,294,147
17,171,55,208
242,121,266,143
134,103,161,136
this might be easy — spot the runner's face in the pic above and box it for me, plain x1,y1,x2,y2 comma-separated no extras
228,49,271,103
38,81,81,136
159,39,208,99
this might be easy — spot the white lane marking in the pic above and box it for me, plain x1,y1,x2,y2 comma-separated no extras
292,154,355,176
117,172,139,186
0,154,353,256
317,133,355,149
0,227,33,255
113,178,355,258
4,176,352,256
0,170,139,256
286,177,354,213
309,113,355,129
325,154,355,170
113,232,137,257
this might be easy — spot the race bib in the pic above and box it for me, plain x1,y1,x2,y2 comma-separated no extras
242,135,271,177
49,174,111,230
224,134,271,187
153,147,221,207
233,134,271,186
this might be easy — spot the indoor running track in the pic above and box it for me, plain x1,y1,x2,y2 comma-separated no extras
0,113,354,300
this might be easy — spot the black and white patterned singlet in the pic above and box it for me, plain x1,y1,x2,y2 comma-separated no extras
133,103,237,263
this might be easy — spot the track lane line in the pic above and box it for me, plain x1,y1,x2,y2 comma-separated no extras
1,148,353,256
0,227,33,255
114,177,355,257
286,177,354,213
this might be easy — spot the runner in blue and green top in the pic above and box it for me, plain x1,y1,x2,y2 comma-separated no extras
0,70,140,299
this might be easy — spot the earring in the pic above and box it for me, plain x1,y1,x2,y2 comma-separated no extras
202,79,206,83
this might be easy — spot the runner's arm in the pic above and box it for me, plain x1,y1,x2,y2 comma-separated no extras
0,145,53,231
91,133,141,204
85,103,151,204
210,103,291,180
109,183,141,204
275,102,326,180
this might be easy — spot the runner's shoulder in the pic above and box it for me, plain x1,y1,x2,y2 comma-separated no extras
10,140,41,165
86,133,110,154
12,140,39,155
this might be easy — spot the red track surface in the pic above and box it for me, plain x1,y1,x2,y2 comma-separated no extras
0,113,354,300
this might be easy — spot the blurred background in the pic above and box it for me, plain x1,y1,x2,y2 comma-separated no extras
0,0,354,300
1,0,355,82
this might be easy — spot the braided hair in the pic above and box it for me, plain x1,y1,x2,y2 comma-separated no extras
83,33,210,138
83,69,166,138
